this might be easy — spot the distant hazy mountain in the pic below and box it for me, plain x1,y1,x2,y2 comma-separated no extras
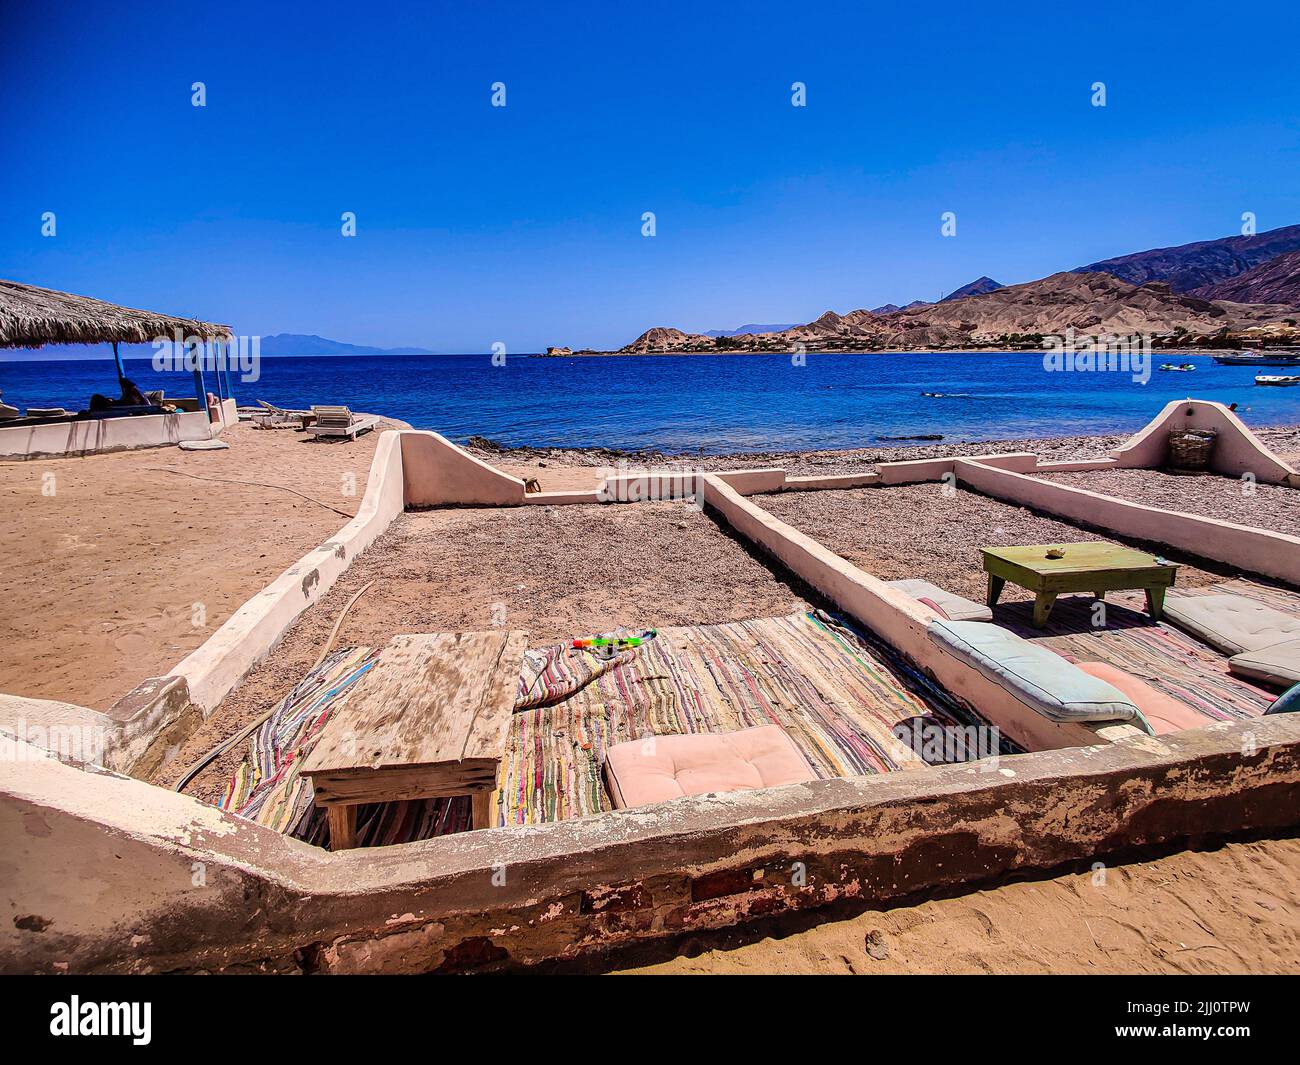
702,323,798,337
257,333,438,356
1192,249,1300,307
1,332,440,361
1074,224,1300,293
870,301,929,314
940,276,1003,302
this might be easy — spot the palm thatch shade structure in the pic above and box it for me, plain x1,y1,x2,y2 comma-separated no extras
0,278,231,350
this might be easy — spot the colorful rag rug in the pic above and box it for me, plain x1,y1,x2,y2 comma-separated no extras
495,609,982,827
995,580,1298,723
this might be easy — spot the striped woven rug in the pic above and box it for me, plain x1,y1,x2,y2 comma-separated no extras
995,580,1297,723
495,610,973,827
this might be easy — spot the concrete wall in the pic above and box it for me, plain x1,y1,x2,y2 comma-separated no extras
0,407,227,461
955,458,1300,586
401,431,526,506
1113,399,1300,486
5,711,1298,973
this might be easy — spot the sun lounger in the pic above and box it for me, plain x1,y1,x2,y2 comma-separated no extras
306,405,381,440
927,619,1147,729
603,725,816,809
888,578,993,622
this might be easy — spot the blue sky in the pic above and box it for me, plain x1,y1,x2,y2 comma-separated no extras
2,0,1299,354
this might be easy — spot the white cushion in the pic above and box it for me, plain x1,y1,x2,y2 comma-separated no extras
1229,639,1300,688
889,579,993,622
1164,594,1300,656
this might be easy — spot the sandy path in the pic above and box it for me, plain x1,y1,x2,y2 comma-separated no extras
761,484,1227,604
158,501,812,799
0,419,403,709
615,834,1300,974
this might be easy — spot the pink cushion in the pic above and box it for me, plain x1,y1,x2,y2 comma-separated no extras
1075,661,1208,735
603,725,816,809
915,597,952,620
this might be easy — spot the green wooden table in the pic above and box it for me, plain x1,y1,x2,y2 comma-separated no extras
980,542,1178,628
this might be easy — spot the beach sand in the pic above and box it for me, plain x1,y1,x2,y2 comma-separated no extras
610,834,1300,974
0,417,404,709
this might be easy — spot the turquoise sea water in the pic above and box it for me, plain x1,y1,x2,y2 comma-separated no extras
3,351,1298,454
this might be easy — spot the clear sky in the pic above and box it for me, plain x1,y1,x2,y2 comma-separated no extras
2,1,1299,354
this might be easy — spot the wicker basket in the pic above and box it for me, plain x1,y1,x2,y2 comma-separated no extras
1167,428,1217,471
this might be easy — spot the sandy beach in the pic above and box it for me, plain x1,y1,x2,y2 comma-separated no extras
0,417,405,709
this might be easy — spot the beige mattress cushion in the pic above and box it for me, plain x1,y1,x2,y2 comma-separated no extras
1163,594,1300,656
889,578,993,622
1228,639,1300,688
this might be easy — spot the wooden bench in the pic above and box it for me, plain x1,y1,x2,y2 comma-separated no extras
299,630,528,849
306,405,381,440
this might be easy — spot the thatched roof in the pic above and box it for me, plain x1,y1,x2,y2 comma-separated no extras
0,278,232,349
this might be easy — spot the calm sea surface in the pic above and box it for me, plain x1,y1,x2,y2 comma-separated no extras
4,351,1298,454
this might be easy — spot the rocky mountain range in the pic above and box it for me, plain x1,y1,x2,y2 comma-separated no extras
612,225,1300,354
1192,248,1300,305
1073,224,1300,293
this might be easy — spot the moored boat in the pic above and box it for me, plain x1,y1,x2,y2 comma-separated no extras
1255,374,1300,386
1213,350,1300,367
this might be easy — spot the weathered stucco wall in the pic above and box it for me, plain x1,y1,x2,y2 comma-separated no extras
401,430,526,506
0,400,238,462
955,458,1300,586
1112,399,1300,486
3,712,1297,974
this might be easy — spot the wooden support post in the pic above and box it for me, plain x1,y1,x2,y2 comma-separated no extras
472,789,493,830
327,805,358,850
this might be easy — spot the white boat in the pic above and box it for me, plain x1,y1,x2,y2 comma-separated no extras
1255,375,1300,386
1214,351,1300,367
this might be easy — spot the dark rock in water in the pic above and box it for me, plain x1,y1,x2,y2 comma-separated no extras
879,433,944,441
467,435,504,452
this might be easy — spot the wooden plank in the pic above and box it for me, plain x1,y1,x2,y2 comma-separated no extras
301,631,525,775
308,761,499,805
327,805,357,850
472,790,493,831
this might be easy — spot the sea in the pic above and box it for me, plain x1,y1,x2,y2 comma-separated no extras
3,351,1298,454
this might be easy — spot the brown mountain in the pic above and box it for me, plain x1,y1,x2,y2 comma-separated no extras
940,276,1003,302
1192,249,1300,307
618,271,1297,353
1074,224,1300,293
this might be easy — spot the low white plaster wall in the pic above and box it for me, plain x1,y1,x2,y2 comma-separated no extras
955,458,1300,586
877,452,1039,485
402,431,526,506
171,429,407,713
0,408,219,461
1113,399,1299,486
700,474,1123,752
781,472,882,491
